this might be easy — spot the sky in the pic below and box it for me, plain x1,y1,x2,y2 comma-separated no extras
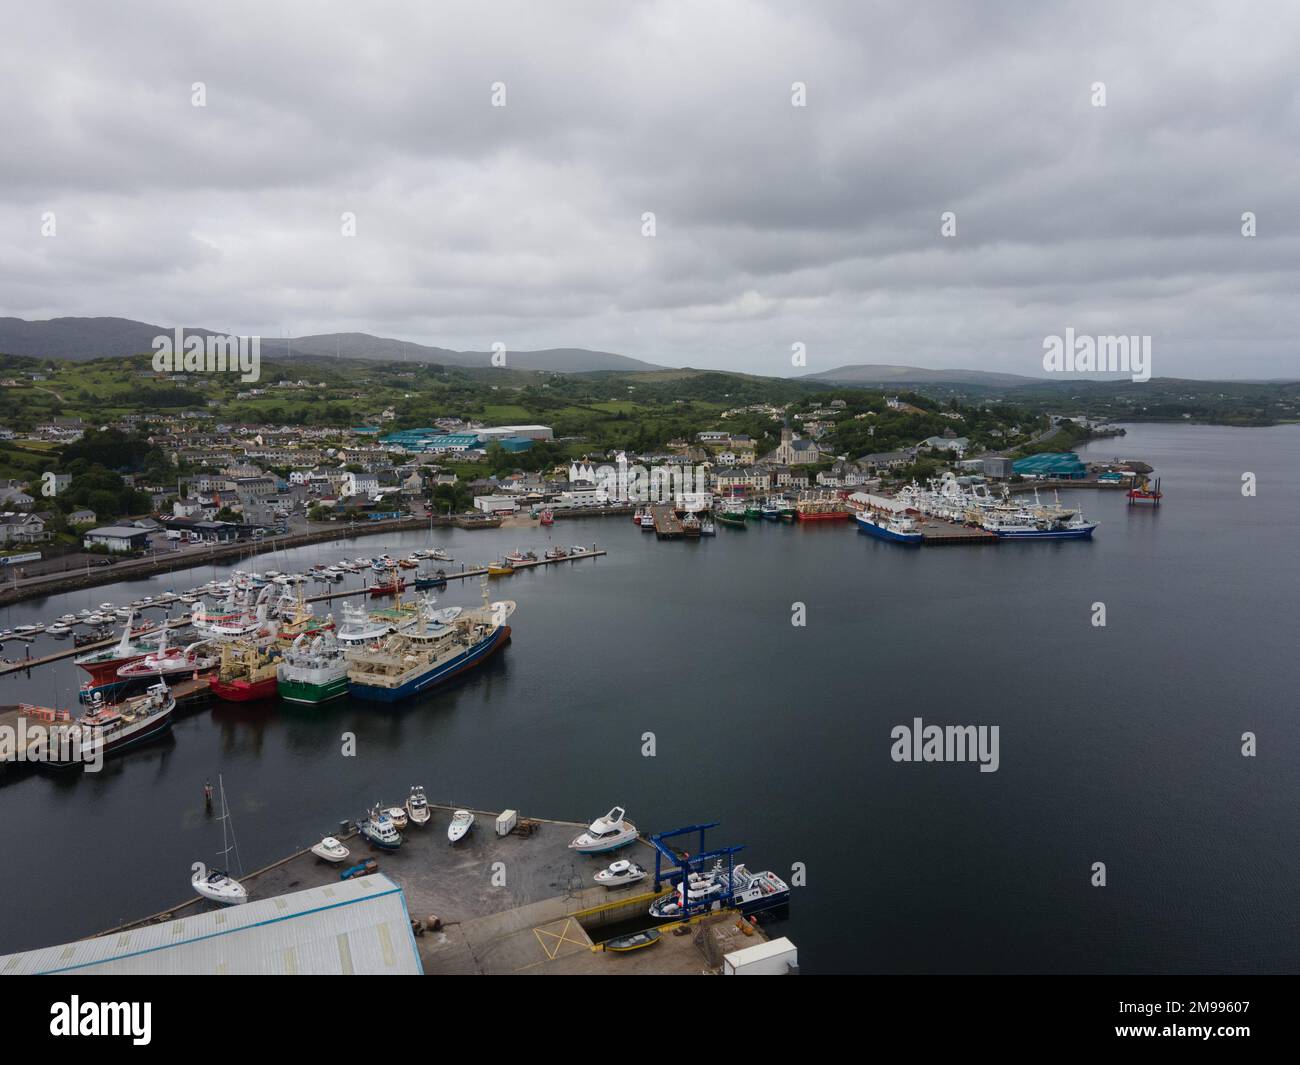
2,1,1298,379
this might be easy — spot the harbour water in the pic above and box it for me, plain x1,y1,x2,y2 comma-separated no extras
1,422,1298,972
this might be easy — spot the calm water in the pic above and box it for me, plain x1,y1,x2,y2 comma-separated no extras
2,423,1298,972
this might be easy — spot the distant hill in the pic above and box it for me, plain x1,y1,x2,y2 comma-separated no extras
800,364,1043,388
0,317,662,373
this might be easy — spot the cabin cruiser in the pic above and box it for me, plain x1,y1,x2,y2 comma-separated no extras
385,806,409,830
569,807,638,853
360,807,403,850
310,837,350,863
594,859,648,887
406,786,431,826
447,809,474,843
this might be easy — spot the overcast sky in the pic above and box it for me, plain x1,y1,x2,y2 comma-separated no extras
2,1,1297,378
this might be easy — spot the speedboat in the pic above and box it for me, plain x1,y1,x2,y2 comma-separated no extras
385,806,408,830
594,859,648,887
360,807,403,850
569,807,638,853
310,837,351,863
406,786,431,826
447,809,474,843
192,869,248,906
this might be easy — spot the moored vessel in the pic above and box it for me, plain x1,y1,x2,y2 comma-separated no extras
345,582,514,703
276,630,349,704
855,509,924,544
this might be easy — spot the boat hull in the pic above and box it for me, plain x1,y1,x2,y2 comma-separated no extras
991,525,1096,540
42,711,174,771
348,624,511,703
210,675,280,702
855,513,923,544
277,674,349,704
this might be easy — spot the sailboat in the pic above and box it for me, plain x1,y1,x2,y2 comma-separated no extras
191,774,248,905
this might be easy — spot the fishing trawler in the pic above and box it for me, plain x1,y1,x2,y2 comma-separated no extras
210,640,281,702
38,682,176,771
74,614,169,702
369,570,406,598
277,630,349,704
795,498,851,521
115,634,218,682
345,582,515,703
981,509,1098,539
855,509,924,544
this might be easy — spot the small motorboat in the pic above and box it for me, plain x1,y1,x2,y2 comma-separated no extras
311,837,351,863
406,785,431,826
544,546,569,561
603,929,661,953
430,549,452,562
192,868,248,906
569,806,638,853
594,859,648,888
447,809,474,843
361,807,403,850
385,806,409,830
487,560,514,577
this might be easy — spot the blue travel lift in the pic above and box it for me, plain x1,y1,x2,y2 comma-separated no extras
649,822,745,918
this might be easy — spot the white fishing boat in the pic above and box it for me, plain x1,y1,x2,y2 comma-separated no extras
360,806,403,850
594,859,648,887
406,785,431,826
310,837,351,863
568,806,638,853
191,774,247,905
447,809,474,843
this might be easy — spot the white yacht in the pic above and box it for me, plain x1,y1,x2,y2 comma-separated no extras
594,859,648,887
447,809,474,843
310,837,351,863
569,806,638,853
406,786,431,826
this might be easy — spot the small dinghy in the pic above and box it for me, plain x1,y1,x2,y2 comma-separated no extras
192,868,247,905
406,785,431,826
311,837,351,863
603,929,661,953
385,806,408,830
447,809,474,843
569,806,638,853
595,859,648,887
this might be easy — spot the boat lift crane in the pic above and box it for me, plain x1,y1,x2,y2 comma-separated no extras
649,822,745,918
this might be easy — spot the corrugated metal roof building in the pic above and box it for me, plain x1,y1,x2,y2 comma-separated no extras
0,874,421,976
1012,452,1087,479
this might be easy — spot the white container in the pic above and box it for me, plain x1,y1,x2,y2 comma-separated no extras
723,936,798,976
495,809,518,837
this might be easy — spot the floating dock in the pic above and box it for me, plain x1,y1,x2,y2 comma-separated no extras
103,804,772,975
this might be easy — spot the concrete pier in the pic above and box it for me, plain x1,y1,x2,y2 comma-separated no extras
103,804,773,975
